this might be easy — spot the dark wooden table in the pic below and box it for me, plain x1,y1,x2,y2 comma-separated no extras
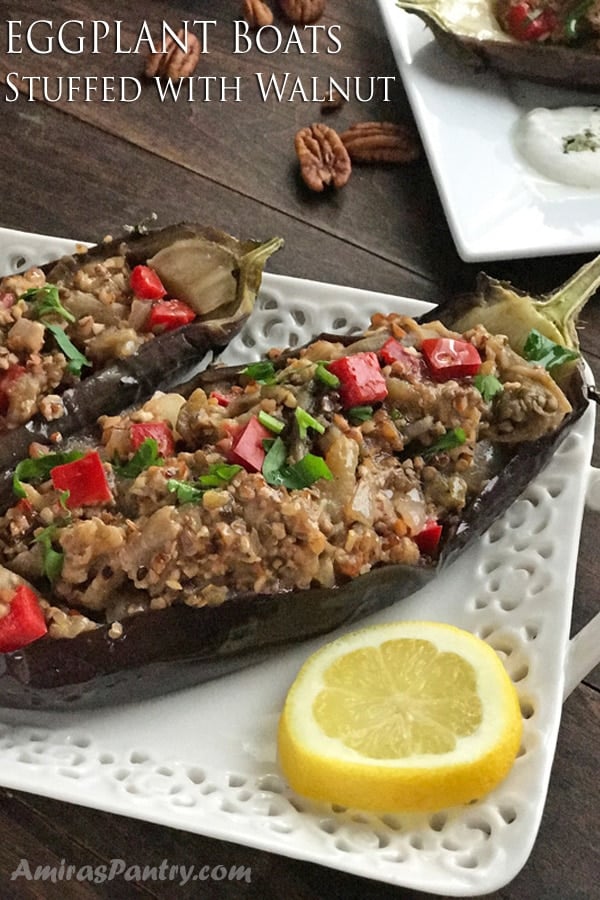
0,2,598,897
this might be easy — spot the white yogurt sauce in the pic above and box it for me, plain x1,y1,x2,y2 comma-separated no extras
514,107,600,189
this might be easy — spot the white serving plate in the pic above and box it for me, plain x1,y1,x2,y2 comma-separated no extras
0,228,598,896
377,0,600,262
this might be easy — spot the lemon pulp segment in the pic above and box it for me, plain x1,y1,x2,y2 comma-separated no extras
314,639,483,758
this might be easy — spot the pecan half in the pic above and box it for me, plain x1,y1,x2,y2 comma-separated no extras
278,0,326,24
295,124,351,192
243,0,274,28
144,30,201,81
339,122,421,164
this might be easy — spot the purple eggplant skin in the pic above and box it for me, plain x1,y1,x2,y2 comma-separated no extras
0,276,592,710
454,37,600,91
399,2,600,91
0,224,283,510
417,275,592,566
0,567,433,710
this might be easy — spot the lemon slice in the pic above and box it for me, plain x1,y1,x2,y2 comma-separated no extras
277,620,523,813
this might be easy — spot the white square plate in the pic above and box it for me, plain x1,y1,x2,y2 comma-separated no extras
0,229,597,896
377,0,600,261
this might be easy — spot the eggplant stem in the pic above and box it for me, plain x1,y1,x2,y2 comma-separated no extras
241,237,284,270
537,255,600,349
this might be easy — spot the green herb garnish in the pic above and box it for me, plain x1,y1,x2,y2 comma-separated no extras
421,427,467,460
45,322,91,376
113,438,163,479
34,524,65,583
262,437,332,489
21,284,75,323
58,489,71,511
167,463,242,504
13,450,84,498
563,0,593,40
242,361,277,384
473,374,504,402
295,407,325,439
522,329,579,371
197,463,242,488
261,436,287,485
258,410,285,434
562,127,600,154
314,362,340,388
167,479,204,504
20,284,91,375
289,453,333,488
347,405,373,424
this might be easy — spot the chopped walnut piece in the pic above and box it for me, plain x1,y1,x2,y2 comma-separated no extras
38,394,65,422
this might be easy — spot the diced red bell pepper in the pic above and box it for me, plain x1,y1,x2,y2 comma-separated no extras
14,498,33,516
0,291,16,309
414,521,443,557
0,584,47,653
327,352,388,409
51,451,112,508
379,338,426,377
505,2,556,41
209,391,231,407
130,265,166,300
228,416,272,473
0,364,26,416
421,338,481,381
147,299,196,333
130,421,175,457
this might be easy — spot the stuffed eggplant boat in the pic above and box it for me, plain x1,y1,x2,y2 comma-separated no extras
0,224,282,472
396,0,600,89
0,254,596,710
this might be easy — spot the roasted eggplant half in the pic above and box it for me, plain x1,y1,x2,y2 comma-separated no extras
0,256,597,710
397,0,600,90
0,224,283,473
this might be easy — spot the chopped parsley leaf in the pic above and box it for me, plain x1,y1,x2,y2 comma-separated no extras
113,438,163,479
523,329,579,372
45,322,91,376
262,437,332,489
21,284,75,323
242,361,277,384
347,405,373,424
167,463,242,504
421,427,467,460
13,450,84,498
473,374,504,402
34,524,65,582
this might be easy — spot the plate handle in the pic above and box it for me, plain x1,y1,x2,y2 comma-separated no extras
563,466,600,700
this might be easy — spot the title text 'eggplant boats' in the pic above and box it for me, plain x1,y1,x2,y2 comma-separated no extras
396,0,600,90
0,254,597,709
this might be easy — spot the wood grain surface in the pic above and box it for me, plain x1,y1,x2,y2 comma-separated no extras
0,2,598,897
